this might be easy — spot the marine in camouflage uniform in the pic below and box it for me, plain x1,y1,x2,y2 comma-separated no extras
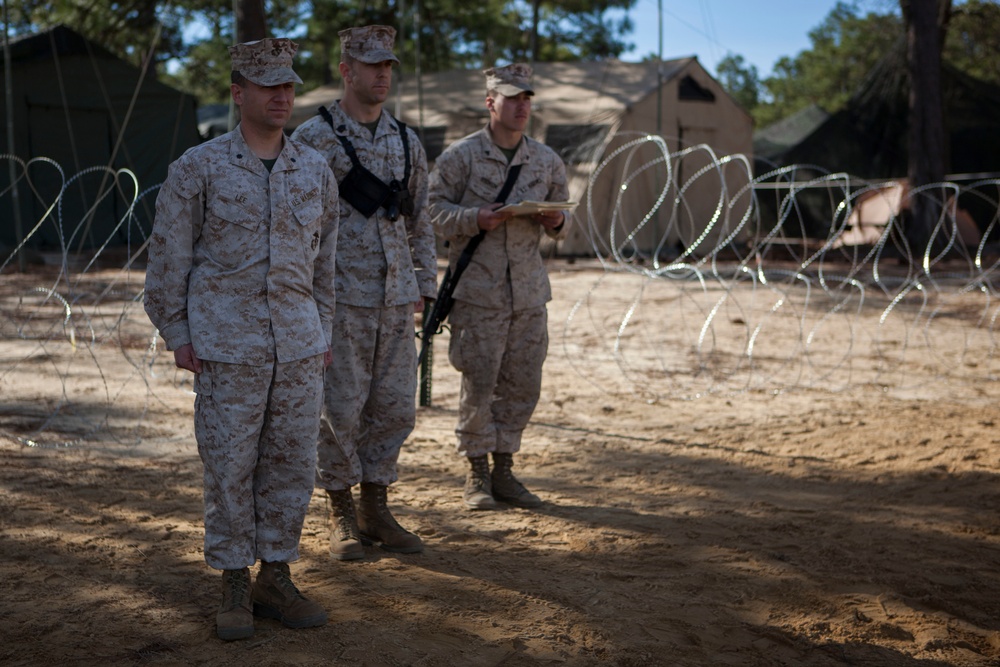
290,25,436,560
427,64,570,511
144,38,337,641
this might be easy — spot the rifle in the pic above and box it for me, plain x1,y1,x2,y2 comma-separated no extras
417,233,482,367
417,164,523,370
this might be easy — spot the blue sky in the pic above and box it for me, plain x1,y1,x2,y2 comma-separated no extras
614,0,898,77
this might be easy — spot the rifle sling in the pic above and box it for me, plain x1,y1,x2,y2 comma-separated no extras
450,163,523,284
419,162,524,361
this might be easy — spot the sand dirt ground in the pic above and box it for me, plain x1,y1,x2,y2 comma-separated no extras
1,261,999,666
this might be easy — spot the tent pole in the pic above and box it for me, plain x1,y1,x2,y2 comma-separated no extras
413,0,434,408
656,0,663,135
654,0,664,262
396,0,405,118
415,0,424,137
3,4,25,271
229,0,238,132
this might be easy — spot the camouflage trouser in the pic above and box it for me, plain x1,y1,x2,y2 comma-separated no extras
194,355,324,570
316,303,416,490
448,301,547,457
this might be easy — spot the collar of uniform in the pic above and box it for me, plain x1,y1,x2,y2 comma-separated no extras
331,101,398,142
481,123,529,166
229,123,298,173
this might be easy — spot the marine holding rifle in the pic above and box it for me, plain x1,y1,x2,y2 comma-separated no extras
427,63,570,511
290,25,436,560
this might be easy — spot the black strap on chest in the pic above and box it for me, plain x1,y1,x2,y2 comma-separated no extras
417,163,523,361
494,164,523,206
318,106,413,220
458,163,522,259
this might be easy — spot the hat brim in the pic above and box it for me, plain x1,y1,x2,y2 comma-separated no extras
244,67,304,87
494,82,534,97
353,50,400,65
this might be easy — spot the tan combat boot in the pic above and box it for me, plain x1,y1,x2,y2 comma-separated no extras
327,488,365,561
357,482,423,553
252,561,327,629
463,455,497,510
217,567,254,641
491,452,542,508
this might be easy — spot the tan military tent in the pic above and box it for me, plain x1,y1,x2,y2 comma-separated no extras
290,58,754,258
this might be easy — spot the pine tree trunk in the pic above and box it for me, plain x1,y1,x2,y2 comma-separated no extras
236,0,268,43
902,0,950,259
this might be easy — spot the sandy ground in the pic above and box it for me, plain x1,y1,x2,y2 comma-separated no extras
1,261,1000,666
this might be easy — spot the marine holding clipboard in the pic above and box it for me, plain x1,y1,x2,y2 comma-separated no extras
427,63,571,512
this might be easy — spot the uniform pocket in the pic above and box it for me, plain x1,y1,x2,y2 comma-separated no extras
293,197,323,227
209,196,262,232
469,176,500,204
447,324,467,372
202,195,265,268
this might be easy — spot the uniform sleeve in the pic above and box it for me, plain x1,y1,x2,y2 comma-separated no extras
143,159,203,351
405,133,438,299
290,116,339,165
427,144,481,243
313,165,339,348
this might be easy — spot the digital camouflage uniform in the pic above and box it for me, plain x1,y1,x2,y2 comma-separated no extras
428,124,569,457
291,98,436,491
144,126,338,569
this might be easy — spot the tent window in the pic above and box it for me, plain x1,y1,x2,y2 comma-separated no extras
544,124,611,164
678,75,715,103
416,126,447,162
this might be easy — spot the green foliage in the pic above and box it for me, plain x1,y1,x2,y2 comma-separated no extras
715,53,760,112
945,0,1000,85
6,0,635,104
754,1,903,127
8,0,187,71
533,1,636,62
162,35,234,105
716,0,1000,129
293,0,636,81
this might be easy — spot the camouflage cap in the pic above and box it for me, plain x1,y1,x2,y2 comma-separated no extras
484,63,535,97
229,38,303,87
339,25,400,65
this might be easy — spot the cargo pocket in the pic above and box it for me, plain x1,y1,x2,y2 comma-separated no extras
448,324,467,373
194,364,213,397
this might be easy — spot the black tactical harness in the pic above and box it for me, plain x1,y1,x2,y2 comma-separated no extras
318,105,414,221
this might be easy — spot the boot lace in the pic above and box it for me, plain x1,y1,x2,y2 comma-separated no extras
330,491,361,540
267,562,306,600
224,569,251,607
466,456,492,493
492,455,530,494
372,485,405,529
470,456,491,477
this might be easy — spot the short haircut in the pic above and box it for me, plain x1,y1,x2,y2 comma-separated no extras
231,70,246,86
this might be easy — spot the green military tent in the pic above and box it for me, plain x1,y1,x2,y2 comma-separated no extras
752,48,1000,242
0,24,201,253
755,49,1000,179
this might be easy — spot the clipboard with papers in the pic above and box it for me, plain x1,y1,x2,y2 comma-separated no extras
496,200,577,216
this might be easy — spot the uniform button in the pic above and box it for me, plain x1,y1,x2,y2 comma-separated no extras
236,153,243,159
